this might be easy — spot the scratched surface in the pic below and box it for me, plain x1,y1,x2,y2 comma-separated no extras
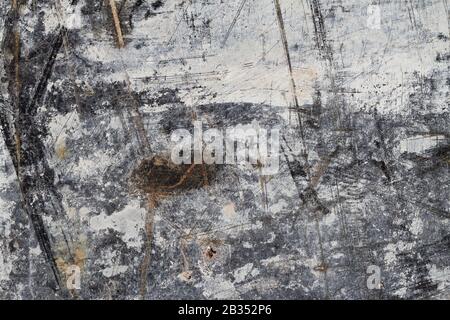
0,0,449,299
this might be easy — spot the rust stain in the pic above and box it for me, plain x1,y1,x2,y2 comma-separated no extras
130,155,216,197
139,194,156,298
55,243,87,296
109,0,125,48
313,263,329,273
310,147,340,188
130,155,216,298
204,246,217,260
55,138,68,160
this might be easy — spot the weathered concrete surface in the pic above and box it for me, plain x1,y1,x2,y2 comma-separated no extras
0,0,448,299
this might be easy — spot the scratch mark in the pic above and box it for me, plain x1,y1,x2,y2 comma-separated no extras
273,0,307,147
140,194,156,299
221,0,247,48
109,0,125,48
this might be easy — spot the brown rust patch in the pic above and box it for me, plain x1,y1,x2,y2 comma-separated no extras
108,0,125,48
55,243,87,296
55,138,68,160
204,246,217,260
130,155,216,197
313,263,328,273
130,155,216,298
55,244,87,273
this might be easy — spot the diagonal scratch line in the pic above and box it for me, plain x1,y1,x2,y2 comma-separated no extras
273,0,307,148
221,0,247,48
273,0,296,101
28,28,65,111
167,7,187,45
298,0,310,34
109,0,125,48
27,28,66,289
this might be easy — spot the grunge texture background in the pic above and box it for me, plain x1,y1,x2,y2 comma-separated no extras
0,0,449,299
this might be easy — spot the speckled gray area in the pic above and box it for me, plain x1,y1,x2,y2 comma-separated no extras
0,0,449,300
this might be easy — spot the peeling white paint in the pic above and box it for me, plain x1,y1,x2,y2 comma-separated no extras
89,201,146,249
101,265,129,278
233,263,254,283
399,135,446,154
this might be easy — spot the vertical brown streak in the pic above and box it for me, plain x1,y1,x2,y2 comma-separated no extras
179,237,190,273
2,6,68,290
14,31,20,93
109,0,125,48
283,140,330,297
107,1,153,296
314,217,329,298
259,175,268,211
273,0,298,103
140,194,156,299
201,164,209,186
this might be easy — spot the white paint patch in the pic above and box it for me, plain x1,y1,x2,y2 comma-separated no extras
399,135,446,154
233,263,254,283
410,216,423,236
269,199,288,214
384,241,414,266
30,245,42,256
0,139,15,282
199,274,240,299
243,242,253,249
428,264,450,293
46,111,82,157
101,265,129,278
72,150,114,180
89,201,146,249
0,254,12,282
43,0,83,32
265,232,276,244
65,4,83,30
222,202,236,220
